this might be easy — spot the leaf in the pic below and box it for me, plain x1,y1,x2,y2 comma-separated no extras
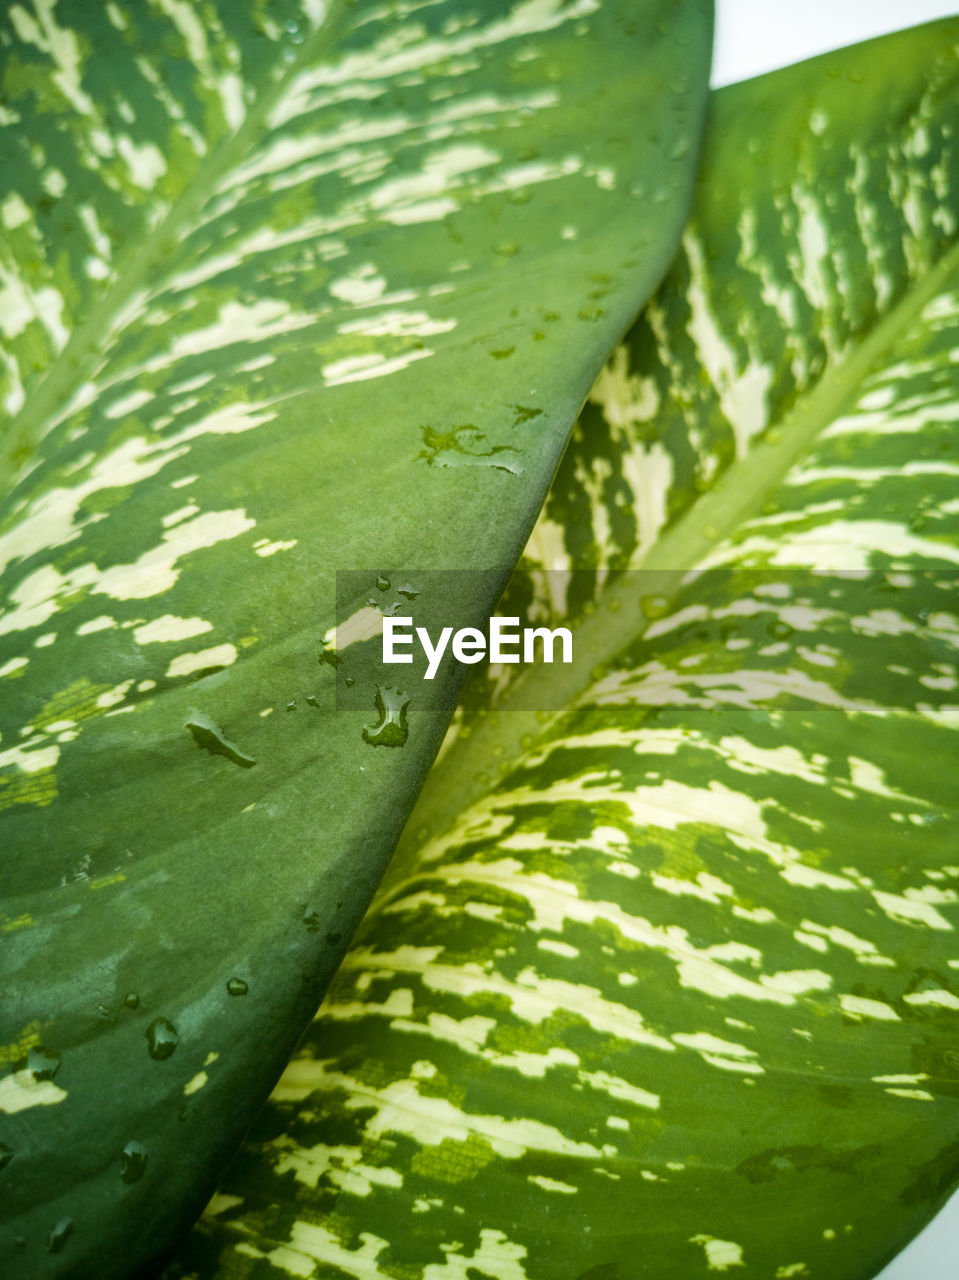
168,20,959,1280
0,0,712,1274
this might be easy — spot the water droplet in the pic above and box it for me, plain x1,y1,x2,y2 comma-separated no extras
396,582,420,599
489,347,514,360
495,240,519,257
306,694,319,707
226,977,249,996
0,1142,14,1170
510,404,543,426
124,992,140,1009
578,306,605,322
28,1045,61,1082
318,647,341,669
766,620,794,640
286,699,297,711
344,675,355,687
186,712,256,769
641,595,670,620
146,1018,179,1061
417,424,523,474
376,575,390,591
47,1219,74,1254
120,1141,148,1184
362,686,410,748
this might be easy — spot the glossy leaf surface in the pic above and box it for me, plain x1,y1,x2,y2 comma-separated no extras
0,0,712,1274
169,21,959,1280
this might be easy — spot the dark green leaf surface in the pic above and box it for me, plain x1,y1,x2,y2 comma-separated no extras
0,0,712,1274
168,22,959,1280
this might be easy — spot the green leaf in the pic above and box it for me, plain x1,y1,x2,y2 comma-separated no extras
168,20,959,1280
0,0,711,1273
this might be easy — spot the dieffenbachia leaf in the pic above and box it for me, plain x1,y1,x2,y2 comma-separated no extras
0,0,712,1273
168,20,959,1280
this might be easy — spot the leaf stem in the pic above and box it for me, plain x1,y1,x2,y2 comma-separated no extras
387,233,959,876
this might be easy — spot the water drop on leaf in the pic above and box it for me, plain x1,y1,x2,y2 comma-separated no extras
145,1018,179,1061
226,978,249,996
186,712,256,768
120,1141,148,1184
362,686,410,748
766,620,794,640
28,1046,61,1082
641,595,670,620
47,1219,74,1254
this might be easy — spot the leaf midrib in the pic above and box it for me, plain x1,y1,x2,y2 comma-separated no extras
382,232,959,886
2,3,350,489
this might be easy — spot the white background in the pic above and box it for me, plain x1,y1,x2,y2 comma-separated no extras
712,0,959,86
712,5,958,1276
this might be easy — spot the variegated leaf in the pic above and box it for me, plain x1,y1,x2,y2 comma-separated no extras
168,20,959,1280
0,0,712,1274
